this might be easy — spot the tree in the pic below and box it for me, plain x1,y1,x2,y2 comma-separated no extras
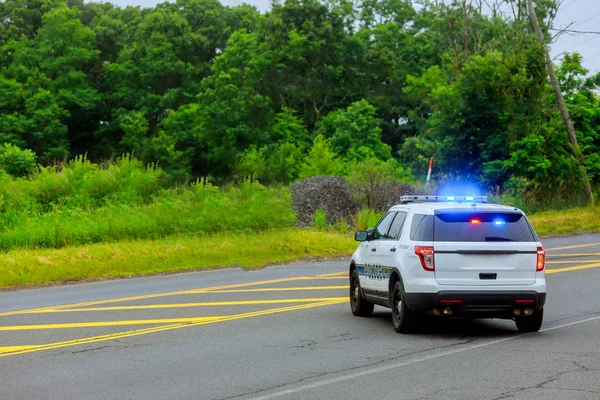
298,134,346,178
0,143,37,177
316,99,392,161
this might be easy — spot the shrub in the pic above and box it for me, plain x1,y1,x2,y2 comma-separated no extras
314,209,327,230
0,143,37,177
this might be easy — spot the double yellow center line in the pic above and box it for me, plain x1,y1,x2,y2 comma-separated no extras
2,241,600,358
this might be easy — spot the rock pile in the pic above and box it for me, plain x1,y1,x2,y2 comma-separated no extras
290,176,359,227
290,176,420,227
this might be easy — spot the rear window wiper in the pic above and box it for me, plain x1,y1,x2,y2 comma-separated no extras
484,236,513,242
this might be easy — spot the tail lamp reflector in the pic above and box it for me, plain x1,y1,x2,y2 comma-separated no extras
537,247,545,271
415,246,435,271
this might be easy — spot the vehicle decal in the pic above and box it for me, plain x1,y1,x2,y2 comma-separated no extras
357,264,393,280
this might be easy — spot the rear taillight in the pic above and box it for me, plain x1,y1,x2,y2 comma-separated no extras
415,246,435,271
537,246,545,271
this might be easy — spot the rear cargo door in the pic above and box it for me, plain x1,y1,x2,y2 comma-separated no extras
433,210,538,286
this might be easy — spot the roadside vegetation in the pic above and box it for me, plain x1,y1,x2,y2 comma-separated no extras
527,207,600,237
1,0,599,288
0,155,596,289
0,229,355,288
0,156,294,251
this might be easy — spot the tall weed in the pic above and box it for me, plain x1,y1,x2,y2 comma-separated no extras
0,157,295,251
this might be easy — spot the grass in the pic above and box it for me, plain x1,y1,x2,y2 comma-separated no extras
2,203,600,289
528,205,600,237
0,156,294,250
1,155,598,289
0,229,356,289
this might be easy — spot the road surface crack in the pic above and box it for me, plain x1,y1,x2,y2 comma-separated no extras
214,338,480,400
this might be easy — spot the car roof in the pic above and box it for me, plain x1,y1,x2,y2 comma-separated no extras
389,202,523,214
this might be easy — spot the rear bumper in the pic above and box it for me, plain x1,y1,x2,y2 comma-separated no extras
404,291,546,316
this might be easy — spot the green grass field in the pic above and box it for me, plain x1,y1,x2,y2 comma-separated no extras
527,206,600,237
0,229,356,288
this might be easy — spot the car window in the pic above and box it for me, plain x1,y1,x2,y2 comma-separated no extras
387,212,408,239
434,212,536,242
410,214,434,241
372,212,396,240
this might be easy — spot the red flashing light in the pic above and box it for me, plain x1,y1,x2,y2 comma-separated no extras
470,219,482,225
415,246,435,271
537,246,545,271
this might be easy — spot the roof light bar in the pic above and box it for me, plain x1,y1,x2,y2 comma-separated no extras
400,195,488,204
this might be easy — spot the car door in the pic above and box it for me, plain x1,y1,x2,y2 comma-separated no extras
360,211,397,294
371,210,409,294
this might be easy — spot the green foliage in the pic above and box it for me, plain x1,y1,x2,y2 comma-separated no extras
0,156,295,251
0,0,597,206
314,209,327,230
349,157,412,210
0,143,37,177
298,135,347,179
354,208,383,230
316,100,392,161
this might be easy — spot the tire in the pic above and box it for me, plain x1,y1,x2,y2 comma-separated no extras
350,269,374,317
391,281,418,334
515,307,544,333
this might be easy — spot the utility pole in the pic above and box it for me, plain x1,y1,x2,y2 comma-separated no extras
526,0,594,205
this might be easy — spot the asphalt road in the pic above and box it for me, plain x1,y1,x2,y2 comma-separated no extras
1,234,600,400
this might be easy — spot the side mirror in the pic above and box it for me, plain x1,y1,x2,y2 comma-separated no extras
355,230,368,242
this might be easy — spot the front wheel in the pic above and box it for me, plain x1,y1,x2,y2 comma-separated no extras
515,307,544,333
391,281,418,334
350,269,374,317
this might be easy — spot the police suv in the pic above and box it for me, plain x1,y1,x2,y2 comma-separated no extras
349,195,546,334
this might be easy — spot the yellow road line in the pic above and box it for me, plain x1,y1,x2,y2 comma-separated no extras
547,260,600,264
0,316,227,331
0,272,348,318
20,297,348,313
209,286,349,293
546,242,600,252
0,346,40,353
546,253,600,258
546,262,600,274
0,299,346,357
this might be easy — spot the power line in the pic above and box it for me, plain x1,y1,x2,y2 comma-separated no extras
549,28,600,35
571,10,600,29
559,0,579,11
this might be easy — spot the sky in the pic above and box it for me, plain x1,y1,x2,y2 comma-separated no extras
97,0,600,75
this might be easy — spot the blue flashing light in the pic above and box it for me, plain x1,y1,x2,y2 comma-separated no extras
446,196,456,201
465,196,474,201
494,220,505,226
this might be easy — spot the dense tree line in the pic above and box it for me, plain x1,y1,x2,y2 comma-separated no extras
0,0,598,201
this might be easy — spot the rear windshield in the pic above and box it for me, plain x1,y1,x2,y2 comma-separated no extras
433,212,536,242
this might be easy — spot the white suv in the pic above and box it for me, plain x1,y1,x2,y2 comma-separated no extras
349,196,546,334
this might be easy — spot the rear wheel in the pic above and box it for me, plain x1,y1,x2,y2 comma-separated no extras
515,307,543,333
391,281,418,334
350,269,374,317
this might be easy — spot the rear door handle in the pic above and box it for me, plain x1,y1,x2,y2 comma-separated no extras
371,248,376,252
390,248,397,252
